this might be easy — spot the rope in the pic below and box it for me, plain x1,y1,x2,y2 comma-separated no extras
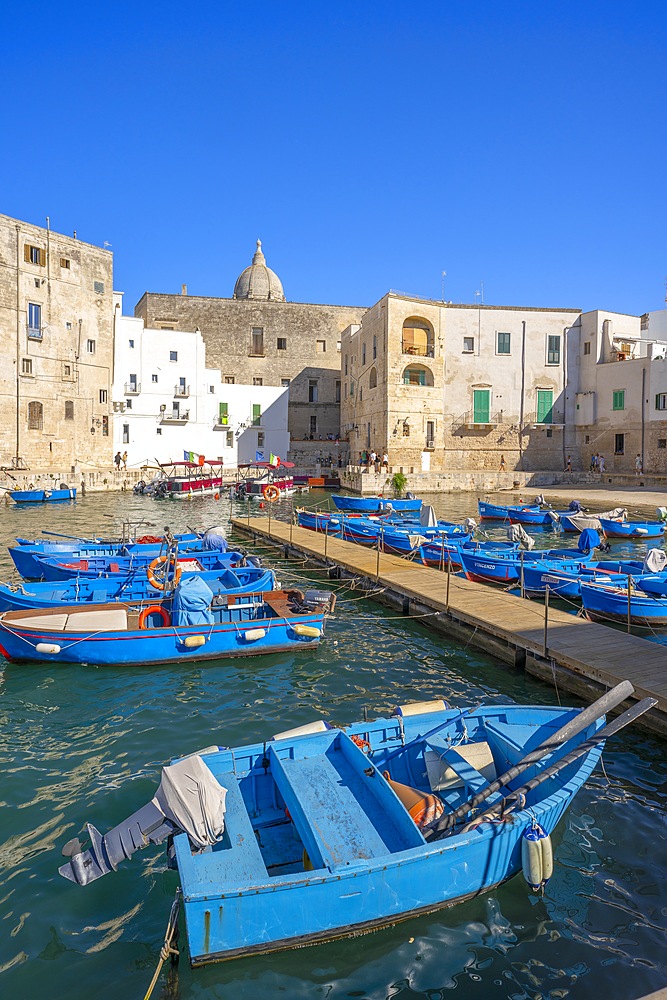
143,888,181,1000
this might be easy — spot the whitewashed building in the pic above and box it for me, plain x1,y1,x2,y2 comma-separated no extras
112,294,289,468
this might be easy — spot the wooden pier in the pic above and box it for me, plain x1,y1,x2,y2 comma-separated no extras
232,517,667,736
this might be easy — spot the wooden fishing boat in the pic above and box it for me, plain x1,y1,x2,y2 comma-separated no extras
521,559,645,598
420,539,519,570
9,486,76,504
0,565,275,613
597,517,666,539
12,547,251,583
459,547,594,585
581,580,667,626
477,500,540,520
0,588,335,666
331,494,422,513
55,684,653,966
559,507,627,532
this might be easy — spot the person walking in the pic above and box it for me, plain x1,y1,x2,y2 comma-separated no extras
114,451,122,471
635,454,643,477
121,450,128,470
369,449,377,472
590,453,596,471
499,454,506,472
382,452,389,471
598,454,606,473
565,455,572,473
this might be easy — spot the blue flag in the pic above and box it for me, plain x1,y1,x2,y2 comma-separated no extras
255,450,265,462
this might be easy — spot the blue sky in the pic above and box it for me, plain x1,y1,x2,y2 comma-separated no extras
2,1,666,315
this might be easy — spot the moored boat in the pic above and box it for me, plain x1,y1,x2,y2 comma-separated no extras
459,546,595,585
581,580,667,626
331,494,422,513
9,486,76,504
15,548,250,583
598,517,666,538
54,684,653,965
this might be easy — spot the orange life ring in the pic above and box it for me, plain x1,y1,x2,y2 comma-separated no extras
147,554,182,590
262,485,280,502
138,605,171,629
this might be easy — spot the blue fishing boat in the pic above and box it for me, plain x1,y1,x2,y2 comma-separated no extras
296,510,343,534
598,517,666,539
54,684,653,965
17,548,249,583
15,530,201,548
581,581,667,626
478,500,540,520
420,538,519,570
478,500,573,526
331,494,422,513
0,565,275,614
0,586,335,665
8,486,76,504
459,546,594,585
521,559,645,599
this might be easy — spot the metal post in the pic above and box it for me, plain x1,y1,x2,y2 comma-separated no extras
543,585,549,657
446,555,451,611
324,525,328,561
247,497,250,526
439,532,445,573
376,533,381,581
289,509,293,544
268,502,272,536
627,574,632,633
520,550,525,599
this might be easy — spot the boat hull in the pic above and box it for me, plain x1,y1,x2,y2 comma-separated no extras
331,495,422,513
581,584,667,625
598,518,666,538
10,488,76,503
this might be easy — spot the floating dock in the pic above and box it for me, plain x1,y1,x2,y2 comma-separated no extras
232,516,667,736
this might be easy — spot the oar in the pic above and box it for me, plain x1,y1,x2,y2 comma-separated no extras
459,695,657,830
426,679,635,838
41,530,96,542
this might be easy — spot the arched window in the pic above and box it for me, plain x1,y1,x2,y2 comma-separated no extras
369,367,377,389
28,400,43,429
402,364,433,387
402,317,434,358
64,400,74,420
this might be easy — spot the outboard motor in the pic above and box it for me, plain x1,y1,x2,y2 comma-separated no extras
463,517,477,534
297,589,337,614
568,499,585,513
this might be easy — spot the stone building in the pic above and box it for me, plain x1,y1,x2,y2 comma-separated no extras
0,213,114,471
112,296,289,467
341,292,580,472
134,240,366,462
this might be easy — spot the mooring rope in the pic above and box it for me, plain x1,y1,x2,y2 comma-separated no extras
143,887,181,1000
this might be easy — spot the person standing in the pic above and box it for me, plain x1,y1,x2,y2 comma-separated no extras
635,454,643,476
369,449,377,472
114,451,122,471
382,452,389,471
121,450,128,470
499,454,506,472
598,454,606,473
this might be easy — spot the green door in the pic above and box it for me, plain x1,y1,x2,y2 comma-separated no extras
219,402,228,425
473,389,490,424
537,390,553,424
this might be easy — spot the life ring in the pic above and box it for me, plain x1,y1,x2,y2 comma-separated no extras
147,554,182,590
262,485,280,502
138,605,171,629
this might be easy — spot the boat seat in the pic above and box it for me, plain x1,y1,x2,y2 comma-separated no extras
182,771,266,891
65,608,128,632
425,738,494,797
15,612,69,631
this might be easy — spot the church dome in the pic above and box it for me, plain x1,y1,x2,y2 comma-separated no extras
233,240,285,301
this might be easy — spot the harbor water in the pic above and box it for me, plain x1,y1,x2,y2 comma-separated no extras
0,490,666,999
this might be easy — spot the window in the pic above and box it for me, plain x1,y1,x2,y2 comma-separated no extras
226,431,234,447
122,423,130,444
615,433,625,455
102,415,109,436
277,337,287,351
362,343,366,365
655,394,667,411
546,428,553,438
169,350,178,362
426,420,435,446
310,415,317,435
373,335,377,359
152,374,158,383
344,355,348,376
584,342,591,355
66,321,72,330
125,399,132,409
402,421,410,437
547,335,561,365
337,340,341,353
250,327,264,355
94,281,105,294
64,400,74,420
473,389,490,424
28,400,43,429
252,403,261,426
225,375,235,384
402,365,433,387
335,380,341,403
281,378,290,387
218,402,228,425
34,278,40,288
308,379,319,402
63,363,71,377
463,337,474,353
402,318,434,357
129,339,134,348
209,385,214,393
257,432,265,448
28,302,42,338
369,367,377,389
584,434,590,444
25,244,45,265
613,390,625,411
60,257,70,269
316,340,326,353
86,339,96,354
536,389,554,424
156,428,162,435
21,358,33,375
253,377,263,386
659,439,667,449
99,389,107,403
496,332,511,354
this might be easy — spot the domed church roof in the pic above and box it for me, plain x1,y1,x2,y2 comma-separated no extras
233,240,285,301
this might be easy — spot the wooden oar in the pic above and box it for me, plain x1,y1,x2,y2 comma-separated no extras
41,530,96,542
426,679,634,838
462,696,657,829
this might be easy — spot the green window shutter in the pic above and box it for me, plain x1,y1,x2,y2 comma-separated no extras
252,403,261,426
537,389,553,424
219,402,228,425
473,389,490,423
613,390,625,411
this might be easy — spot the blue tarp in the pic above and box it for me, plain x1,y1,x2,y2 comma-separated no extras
203,532,228,552
578,528,601,552
171,576,214,626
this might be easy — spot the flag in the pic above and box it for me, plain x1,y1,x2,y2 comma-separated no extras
183,450,196,463
269,453,281,467
255,450,265,462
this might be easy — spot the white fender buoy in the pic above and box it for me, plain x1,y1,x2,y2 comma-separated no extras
272,720,331,741
521,822,553,891
242,628,266,642
394,700,448,717
182,635,206,648
292,624,321,638
35,642,61,654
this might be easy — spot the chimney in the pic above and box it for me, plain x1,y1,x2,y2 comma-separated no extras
181,283,187,296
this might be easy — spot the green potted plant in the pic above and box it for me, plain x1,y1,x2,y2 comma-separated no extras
391,471,407,497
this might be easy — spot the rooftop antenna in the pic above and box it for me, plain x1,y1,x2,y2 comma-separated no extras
480,280,484,305
441,270,447,301
103,241,112,250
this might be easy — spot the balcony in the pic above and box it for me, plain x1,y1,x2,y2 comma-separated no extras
160,409,190,423
124,382,141,395
523,411,564,427
401,342,434,358
27,327,43,341
174,384,190,397
213,418,231,430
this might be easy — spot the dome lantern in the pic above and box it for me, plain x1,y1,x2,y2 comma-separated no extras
233,240,285,301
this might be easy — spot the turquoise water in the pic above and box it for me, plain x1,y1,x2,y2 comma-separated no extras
0,491,666,999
